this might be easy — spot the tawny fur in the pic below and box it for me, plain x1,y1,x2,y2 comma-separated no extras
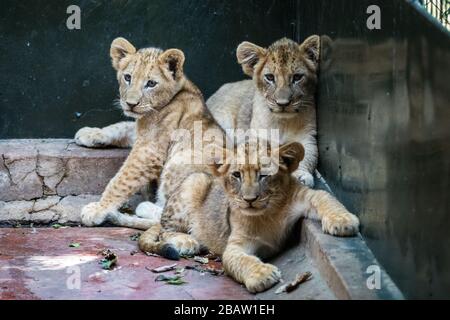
74,36,321,187
208,36,320,187
79,37,224,227
138,142,359,293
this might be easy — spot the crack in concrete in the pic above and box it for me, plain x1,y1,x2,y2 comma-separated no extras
53,158,69,196
35,150,45,198
30,196,63,214
2,154,38,186
1,154,14,185
36,150,69,196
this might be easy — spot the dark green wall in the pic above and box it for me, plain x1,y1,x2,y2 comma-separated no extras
0,0,295,138
300,0,450,298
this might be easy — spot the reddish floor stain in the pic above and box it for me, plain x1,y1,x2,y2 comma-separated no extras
0,227,253,300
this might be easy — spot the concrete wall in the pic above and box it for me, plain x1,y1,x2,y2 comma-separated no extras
298,0,450,298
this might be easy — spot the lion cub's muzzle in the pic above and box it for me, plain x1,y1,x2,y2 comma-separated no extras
237,195,269,213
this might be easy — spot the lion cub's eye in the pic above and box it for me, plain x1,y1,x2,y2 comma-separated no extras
264,74,275,83
292,73,304,83
124,74,131,83
232,171,241,179
146,80,158,88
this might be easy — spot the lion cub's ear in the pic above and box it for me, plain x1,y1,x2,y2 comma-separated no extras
236,41,267,77
158,49,185,80
277,142,305,173
110,37,136,70
299,35,320,66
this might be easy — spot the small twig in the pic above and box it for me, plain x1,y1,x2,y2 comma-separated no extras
149,263,178,273
275,271,312,294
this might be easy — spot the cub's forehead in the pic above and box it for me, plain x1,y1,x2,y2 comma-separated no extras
137,47,164,62
124,47,164,72
232,156,279,175
265,38,304,70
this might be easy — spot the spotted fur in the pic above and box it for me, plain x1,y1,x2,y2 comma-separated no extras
138,141,359,293
208,35,320,187
79,37,224,227
74,36,321,189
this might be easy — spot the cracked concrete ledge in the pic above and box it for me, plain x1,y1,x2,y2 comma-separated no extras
0,139,129,224
302,220,404,300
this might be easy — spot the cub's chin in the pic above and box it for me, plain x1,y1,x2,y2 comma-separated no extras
238,202,269,217
123,110,143,119
268,107,299,116
240,207,266,217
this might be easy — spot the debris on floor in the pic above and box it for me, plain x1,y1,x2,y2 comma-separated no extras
175,267,185,274
275,271,313,294
51,224,68,229
155,274,187,285
69,242,81,248
194,256,209,264
186,264,224,276
145,252,160,257
149,263,178,273
99,249,118,270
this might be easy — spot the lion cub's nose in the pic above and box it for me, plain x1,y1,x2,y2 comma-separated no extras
243,196,258,203
276,99,290,107
126,102,139,109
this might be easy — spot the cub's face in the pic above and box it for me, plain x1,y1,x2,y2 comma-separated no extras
236,36,320,114
110,37,186,119
212,142,304,216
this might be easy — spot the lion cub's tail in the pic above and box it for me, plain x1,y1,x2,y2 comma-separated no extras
107,210,157,230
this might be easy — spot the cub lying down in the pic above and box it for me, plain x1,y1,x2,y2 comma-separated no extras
137,141,360,293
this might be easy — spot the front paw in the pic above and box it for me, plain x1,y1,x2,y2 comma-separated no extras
81,202,110,226
296,171,315,188
74,127,108,147
244,263,281,293
322,212,359,236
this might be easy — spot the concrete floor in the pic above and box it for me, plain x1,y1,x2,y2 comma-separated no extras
0,227,334,300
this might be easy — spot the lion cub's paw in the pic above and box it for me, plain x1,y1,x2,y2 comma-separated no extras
245,263,281,293
74,127,109,147
167,234,201,256
296,171,315,188
322,212,360,236
81,202,109,226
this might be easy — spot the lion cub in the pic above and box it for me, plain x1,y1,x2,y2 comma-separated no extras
138,141,359,293
79,37,224,228
207,36,320,187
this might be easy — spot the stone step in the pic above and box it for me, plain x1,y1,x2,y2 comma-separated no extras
0,139,128,224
